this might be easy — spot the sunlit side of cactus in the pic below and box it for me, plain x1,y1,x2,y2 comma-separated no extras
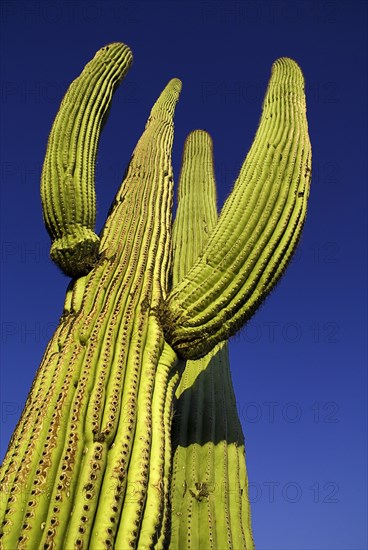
0,43,311,549
41,43,133,278
162,58,311,358
0,71,182,549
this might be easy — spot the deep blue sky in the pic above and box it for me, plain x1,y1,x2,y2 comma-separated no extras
0,1,367,548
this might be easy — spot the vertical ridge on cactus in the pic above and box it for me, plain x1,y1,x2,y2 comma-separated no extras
0,44,312,550
169,130,254,549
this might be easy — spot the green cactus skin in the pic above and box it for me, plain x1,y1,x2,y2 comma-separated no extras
170,344,253,549
0,73,181,549
172,130,218,281
169,130,254,549
161,58,312,359
0,48,312,550
40,42,133,278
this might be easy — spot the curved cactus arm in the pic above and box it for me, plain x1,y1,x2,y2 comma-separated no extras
161,58,312,359
168,130,254,548
40,42,133,278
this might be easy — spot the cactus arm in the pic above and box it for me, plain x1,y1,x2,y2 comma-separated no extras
161,58,312,359
168,130,254,548
40,42,133,277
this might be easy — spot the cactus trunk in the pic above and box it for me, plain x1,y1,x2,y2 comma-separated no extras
0,76,181,549
169,131,254,548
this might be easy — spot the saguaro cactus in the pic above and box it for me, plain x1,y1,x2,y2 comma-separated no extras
0,43,311,549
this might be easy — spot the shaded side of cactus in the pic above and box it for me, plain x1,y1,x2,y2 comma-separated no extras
41,42,133,277
169,130,254,549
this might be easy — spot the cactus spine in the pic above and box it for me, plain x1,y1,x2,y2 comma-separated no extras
0,44,312,549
